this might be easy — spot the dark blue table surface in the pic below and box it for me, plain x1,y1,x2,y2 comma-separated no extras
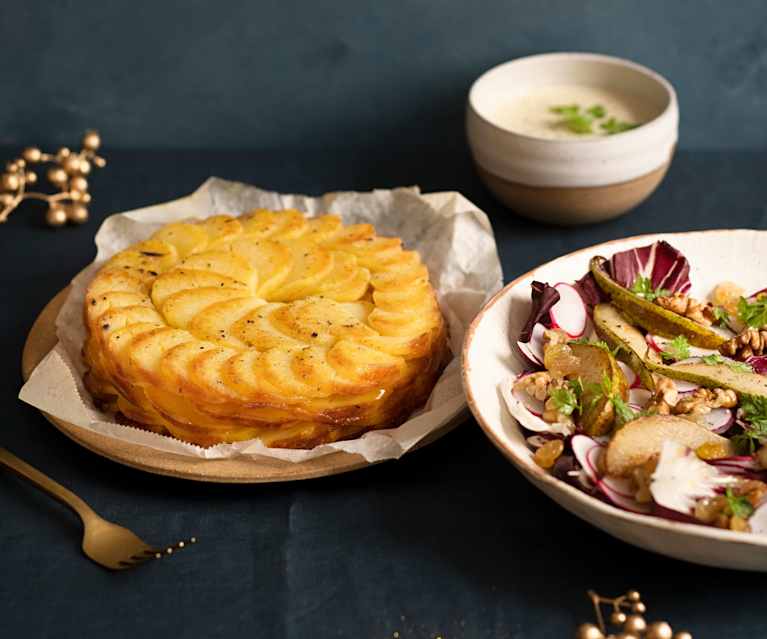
1,147,766,639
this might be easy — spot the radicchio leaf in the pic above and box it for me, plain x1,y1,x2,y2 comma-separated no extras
609,240,691,294
518,280,559,343
747,356,767,375
573,271,608,310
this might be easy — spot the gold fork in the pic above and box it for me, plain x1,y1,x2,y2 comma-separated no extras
0,447,196,570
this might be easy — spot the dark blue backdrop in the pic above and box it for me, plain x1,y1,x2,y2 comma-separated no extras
1,0,766,150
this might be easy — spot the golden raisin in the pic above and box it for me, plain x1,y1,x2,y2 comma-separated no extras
696,441,731,461
730,515,751,532
533,439,564,469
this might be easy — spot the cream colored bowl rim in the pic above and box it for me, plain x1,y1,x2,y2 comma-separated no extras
462,229,767,551
467,52,678,146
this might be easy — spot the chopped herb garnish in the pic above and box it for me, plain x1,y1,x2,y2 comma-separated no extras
733,395,767,453
712,305,730,326
564,113,594,134
612,394,639,428
660,335,691,362
600,117,639,135
701,353,753,374
737,294,767,328
586,104,606,118
549,104,580,117
550,383,582,417
726,488,755,519
630,275,670,302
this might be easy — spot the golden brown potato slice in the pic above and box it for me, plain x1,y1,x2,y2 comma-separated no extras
151,223,209,258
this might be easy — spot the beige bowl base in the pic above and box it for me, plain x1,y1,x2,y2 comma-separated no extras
477,162,671,226
21,288,466,483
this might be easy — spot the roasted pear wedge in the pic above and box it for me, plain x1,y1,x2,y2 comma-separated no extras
605,414,733,476
593,302,767,400
590,256,726,349
593,303,658,390
568,342,628,436
653,359,767,399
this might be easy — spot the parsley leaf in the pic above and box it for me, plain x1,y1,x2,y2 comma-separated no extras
563,114,594,134
738,295,767,328
661,335,691,362
549,104,580,117
612,395,639,428
600,117,639,135
726,488,755,519
712,306,730,326
549,384,581,417
630,276,670,302
586,104,606,118
733,395,767,453
701,353,753,374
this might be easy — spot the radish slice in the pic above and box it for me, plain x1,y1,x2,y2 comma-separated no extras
700,408,734,434
549,283,587,338
708,456,761,473
516,322,547,367
646,334,662,353
600,475,635,498
571,435,602,483
512,381,545,416
618,361,639,388
500,377,574,436
628,388,652,408
670,358,704,393
749,503,767,535
597,478,652,514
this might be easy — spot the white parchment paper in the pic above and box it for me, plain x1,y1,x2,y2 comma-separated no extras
19,178,503,463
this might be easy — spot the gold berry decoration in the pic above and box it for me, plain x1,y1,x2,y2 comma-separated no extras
577,590,692,639
0,130,105,227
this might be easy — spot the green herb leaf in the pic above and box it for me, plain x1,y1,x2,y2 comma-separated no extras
733,395,767,453
612,394,639,428
550,386,579,417
726,488,755,519
712,306,730,326
630,276,670,302
563,114,594,134
586,104,606,118
701,353,753,374
549,104,580,117
661,335,691,362
600,117,639,135
738,294,767,328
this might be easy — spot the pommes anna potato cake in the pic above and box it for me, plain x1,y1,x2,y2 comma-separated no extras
82,209,448,448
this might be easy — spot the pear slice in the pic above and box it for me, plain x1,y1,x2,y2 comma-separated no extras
569,342,628,436
605,415,732,476
652,360,767,399
590,256,725,349
593,303,658,390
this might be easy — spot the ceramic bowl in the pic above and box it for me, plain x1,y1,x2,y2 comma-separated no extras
466,53,678,225
462,229,767,570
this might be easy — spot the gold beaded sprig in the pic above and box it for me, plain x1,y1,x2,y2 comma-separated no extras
576,590,692,639
0,130,105,227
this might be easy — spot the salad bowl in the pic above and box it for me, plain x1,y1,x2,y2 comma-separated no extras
462,229,767,570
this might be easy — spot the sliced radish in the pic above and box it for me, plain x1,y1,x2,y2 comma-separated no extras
628,388,652,408
699,408,735,434
749,503,767,535
549,283,587,338
512,380,545,416
571,434,602,483
600,474,635,498
500,378,573,436
645,334,663,353
597,478,652,514
618,361,639,388
708,456,761,473
516,322,547,367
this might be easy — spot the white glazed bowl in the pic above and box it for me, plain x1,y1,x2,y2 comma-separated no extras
462,230,767,570
467,53,679,225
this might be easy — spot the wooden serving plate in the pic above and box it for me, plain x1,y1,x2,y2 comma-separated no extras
22,288,466,483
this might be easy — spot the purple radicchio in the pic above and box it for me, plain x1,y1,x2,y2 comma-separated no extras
608,240,691,294
573,271,609,311
518,281,559,343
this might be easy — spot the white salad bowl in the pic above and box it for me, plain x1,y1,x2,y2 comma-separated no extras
462,229,767,570
467,52,678,225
